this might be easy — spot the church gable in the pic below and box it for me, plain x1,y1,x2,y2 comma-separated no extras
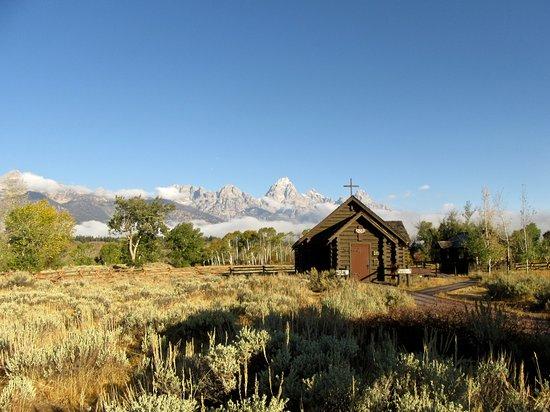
294,195,408,248
293,197,360,247
327,211,399,245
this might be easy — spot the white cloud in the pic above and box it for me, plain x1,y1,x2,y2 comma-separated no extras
156,186,184,202
388,194,397,200
419,184,430,191
533,211,550,233
376,202,464,238
442,203,455,212
403,191,412,198
192,217,314,238
13,171,151,199
75,221,111,237
20,172,91,195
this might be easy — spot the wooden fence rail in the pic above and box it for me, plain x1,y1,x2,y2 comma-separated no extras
514,262,550,271
1,264,300,280
228,265,296,276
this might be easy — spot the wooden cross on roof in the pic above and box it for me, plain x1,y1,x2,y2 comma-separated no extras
343,178,359,197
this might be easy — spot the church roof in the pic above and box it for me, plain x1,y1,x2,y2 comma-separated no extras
386,221,410,244
293,195,409,248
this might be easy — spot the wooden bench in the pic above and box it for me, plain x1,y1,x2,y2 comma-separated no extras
227,265,296,276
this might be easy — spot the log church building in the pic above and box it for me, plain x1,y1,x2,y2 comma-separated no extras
293,189,410,281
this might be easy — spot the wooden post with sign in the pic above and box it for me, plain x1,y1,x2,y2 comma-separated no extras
397,268,412,287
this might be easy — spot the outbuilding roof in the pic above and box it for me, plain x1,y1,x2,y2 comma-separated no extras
437,232,469,249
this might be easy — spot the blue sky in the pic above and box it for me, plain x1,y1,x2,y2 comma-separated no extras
1,1,549,212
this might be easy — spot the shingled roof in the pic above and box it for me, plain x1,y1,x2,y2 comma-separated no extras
386,221,410,244
437,232,468,249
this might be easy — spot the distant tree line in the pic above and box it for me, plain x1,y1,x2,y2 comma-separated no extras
412,187,550,272
204,228,295,266
0,187,297,272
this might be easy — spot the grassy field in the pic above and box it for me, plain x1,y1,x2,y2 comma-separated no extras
0,268,549,411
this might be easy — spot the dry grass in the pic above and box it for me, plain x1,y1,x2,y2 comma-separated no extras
0,268,548,411
444,285,487,301
0,269,413,410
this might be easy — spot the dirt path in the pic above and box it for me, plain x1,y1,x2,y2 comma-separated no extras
413,279,478,298
410,279,478,308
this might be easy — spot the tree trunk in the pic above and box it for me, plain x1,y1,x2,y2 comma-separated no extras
128,235,140,263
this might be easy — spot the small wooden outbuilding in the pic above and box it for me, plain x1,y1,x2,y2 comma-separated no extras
293,195,410,281
436,232,469,274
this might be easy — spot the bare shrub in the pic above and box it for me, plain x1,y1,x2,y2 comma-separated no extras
308,268,341,292
0,271,34,289
0,375,36,411
104,393,198,412
322,281,414,319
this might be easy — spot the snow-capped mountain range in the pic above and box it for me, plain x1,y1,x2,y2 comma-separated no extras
3,170,549,238
0,171,391,228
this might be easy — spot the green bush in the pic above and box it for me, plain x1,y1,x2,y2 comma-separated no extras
484,273,550,311
165,223,205,267
70,242,97,266
98,242,124,265
484,273,540,300
0,236,13,272
534,284,550,310
5,328,128,378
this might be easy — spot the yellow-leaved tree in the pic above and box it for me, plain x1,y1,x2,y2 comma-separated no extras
5,200,75,271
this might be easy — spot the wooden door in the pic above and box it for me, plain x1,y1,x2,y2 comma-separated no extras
351,243,370,280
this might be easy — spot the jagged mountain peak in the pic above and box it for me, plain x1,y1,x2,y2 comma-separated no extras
218,184,242,194
265,177,302,203
1,170,94,203
305,188,330,203
274,176,292,185
354,189,374,204
335,189,391,211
